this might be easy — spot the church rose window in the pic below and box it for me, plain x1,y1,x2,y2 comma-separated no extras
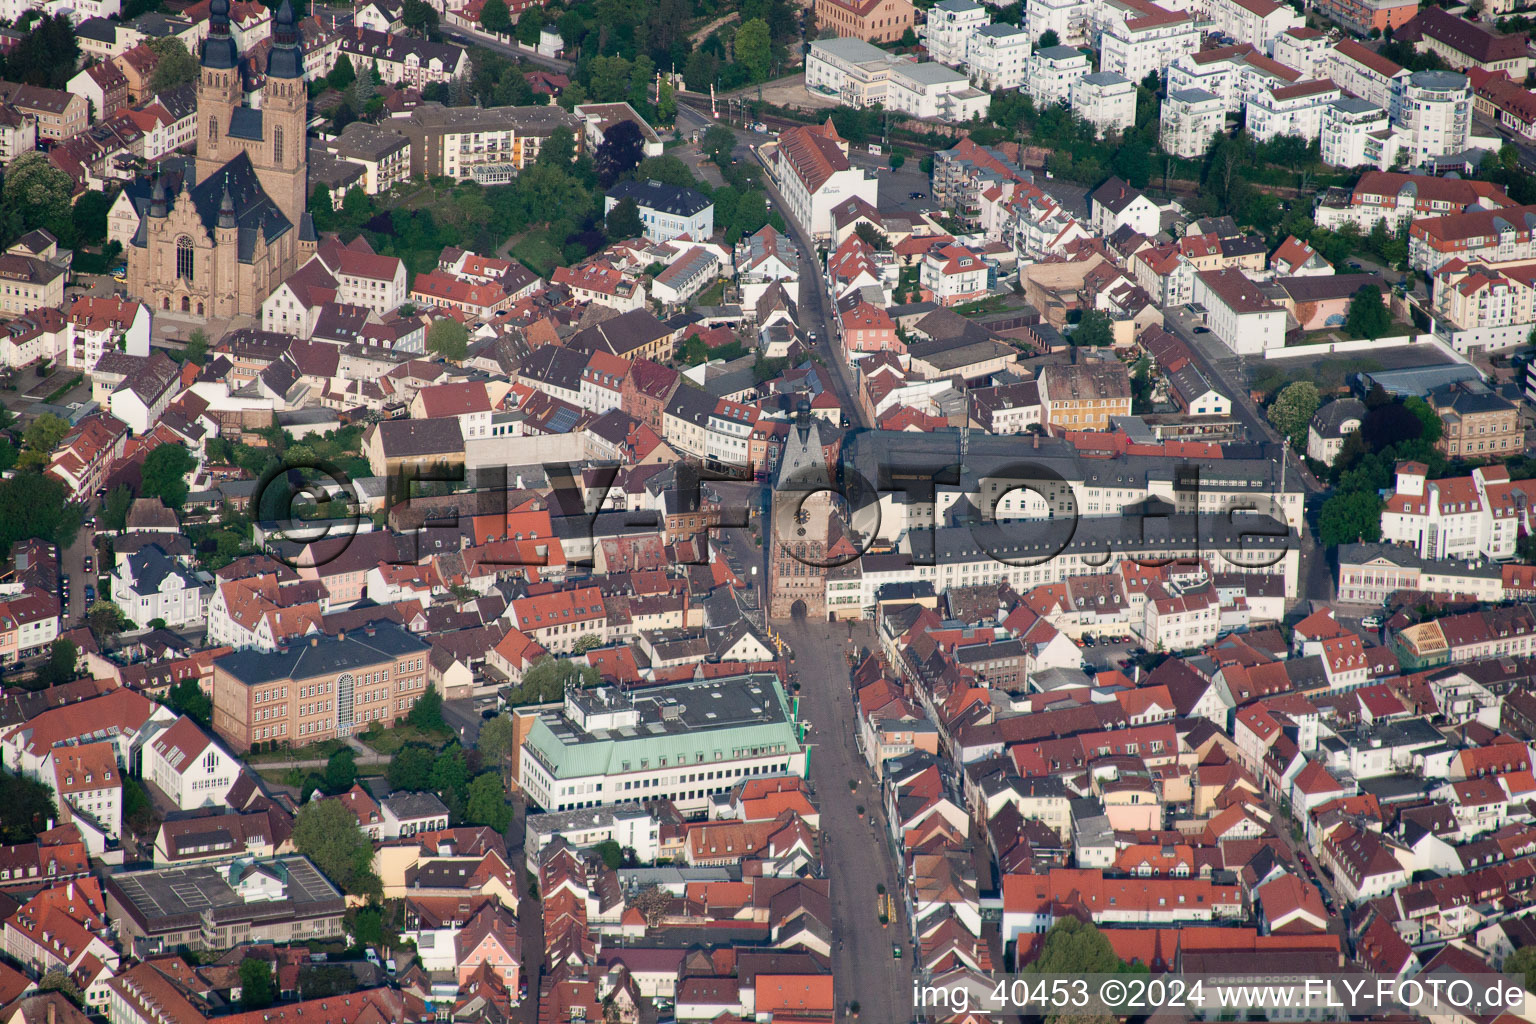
176,236,194,281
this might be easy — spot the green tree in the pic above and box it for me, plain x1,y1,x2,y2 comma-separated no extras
479,0,511,33
406,685,446,731
2,14,78,89
429,743,470,811
426,318,469,360
401,0,438,35
322,749,358,794
477,714,517,763
238,959,276,1011
1404,396,1443,445
102,485,133,532
505,656,600,705
140,444,196,508
516,5,546,45
328,52,356,90
148,37,199,92
1507,946,1536,994
0,767,57,842
1345,284,1392,340
1025,918,1125,973
292,798,381,897
657,79,677,122
593,838,623,869
701,123,736,169
1266,381,1321,448
736,18,772,83
183,328,209,366
594,119,646,186
465,772,512,832
538,125,577,167
606,196,644,239
1037,29,1059,47
36,638,77,687
22,411,69,457
72,188,116,246
4,153,73,241
166,676,212,727
38,970,82,1004
1319,489,1384,547
387,743,436,791
1071,309,1114,347
588,55,633,102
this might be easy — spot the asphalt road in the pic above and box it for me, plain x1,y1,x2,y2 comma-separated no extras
62,523,93,627
779,613,917,1024
679,100,870,428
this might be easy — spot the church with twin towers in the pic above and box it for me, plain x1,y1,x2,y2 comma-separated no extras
125,0,311,320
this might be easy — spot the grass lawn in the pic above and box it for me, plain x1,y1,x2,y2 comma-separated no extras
696,279,726,306
953,295,1011,317
360,724,451,756
512,230,564,278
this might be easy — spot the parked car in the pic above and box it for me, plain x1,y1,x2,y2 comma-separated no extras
83,555,92,573
1193,326,1211,334
908,191,925,200
1361,615,1383,629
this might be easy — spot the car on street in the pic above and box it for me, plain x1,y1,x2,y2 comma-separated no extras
84,585,95,603
1361,615,1382,629
908,191,925,200
83,555,92,573
893,944,902,959
1193,326,1210,334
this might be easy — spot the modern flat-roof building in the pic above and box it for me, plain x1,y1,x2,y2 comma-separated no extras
210,623,432,750
103,855,346,953
517,674,808,813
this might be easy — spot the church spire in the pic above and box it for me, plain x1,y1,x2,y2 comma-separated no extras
201,0,238,69
218,181,236,229
268,0,303,79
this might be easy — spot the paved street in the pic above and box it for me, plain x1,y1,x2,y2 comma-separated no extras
679,101,870,429
779,613,917,1024
61,522,94,626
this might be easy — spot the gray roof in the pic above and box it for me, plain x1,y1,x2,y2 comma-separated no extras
1037,44,1085,59
895,62,968,86
213,622,431,686
132,153,291,263
1079,70,1132,87
103,855,343,935
372,416,464,458
606,178,713,218
383,791,449,820
1169,87,1220,103
1357,363,1481,397
125,544,201,595
1338,541,1503,580
1310,397,1365,437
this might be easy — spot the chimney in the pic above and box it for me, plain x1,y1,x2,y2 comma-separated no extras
48,1002,56,1024
338,631,346,642
310,636,319,646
